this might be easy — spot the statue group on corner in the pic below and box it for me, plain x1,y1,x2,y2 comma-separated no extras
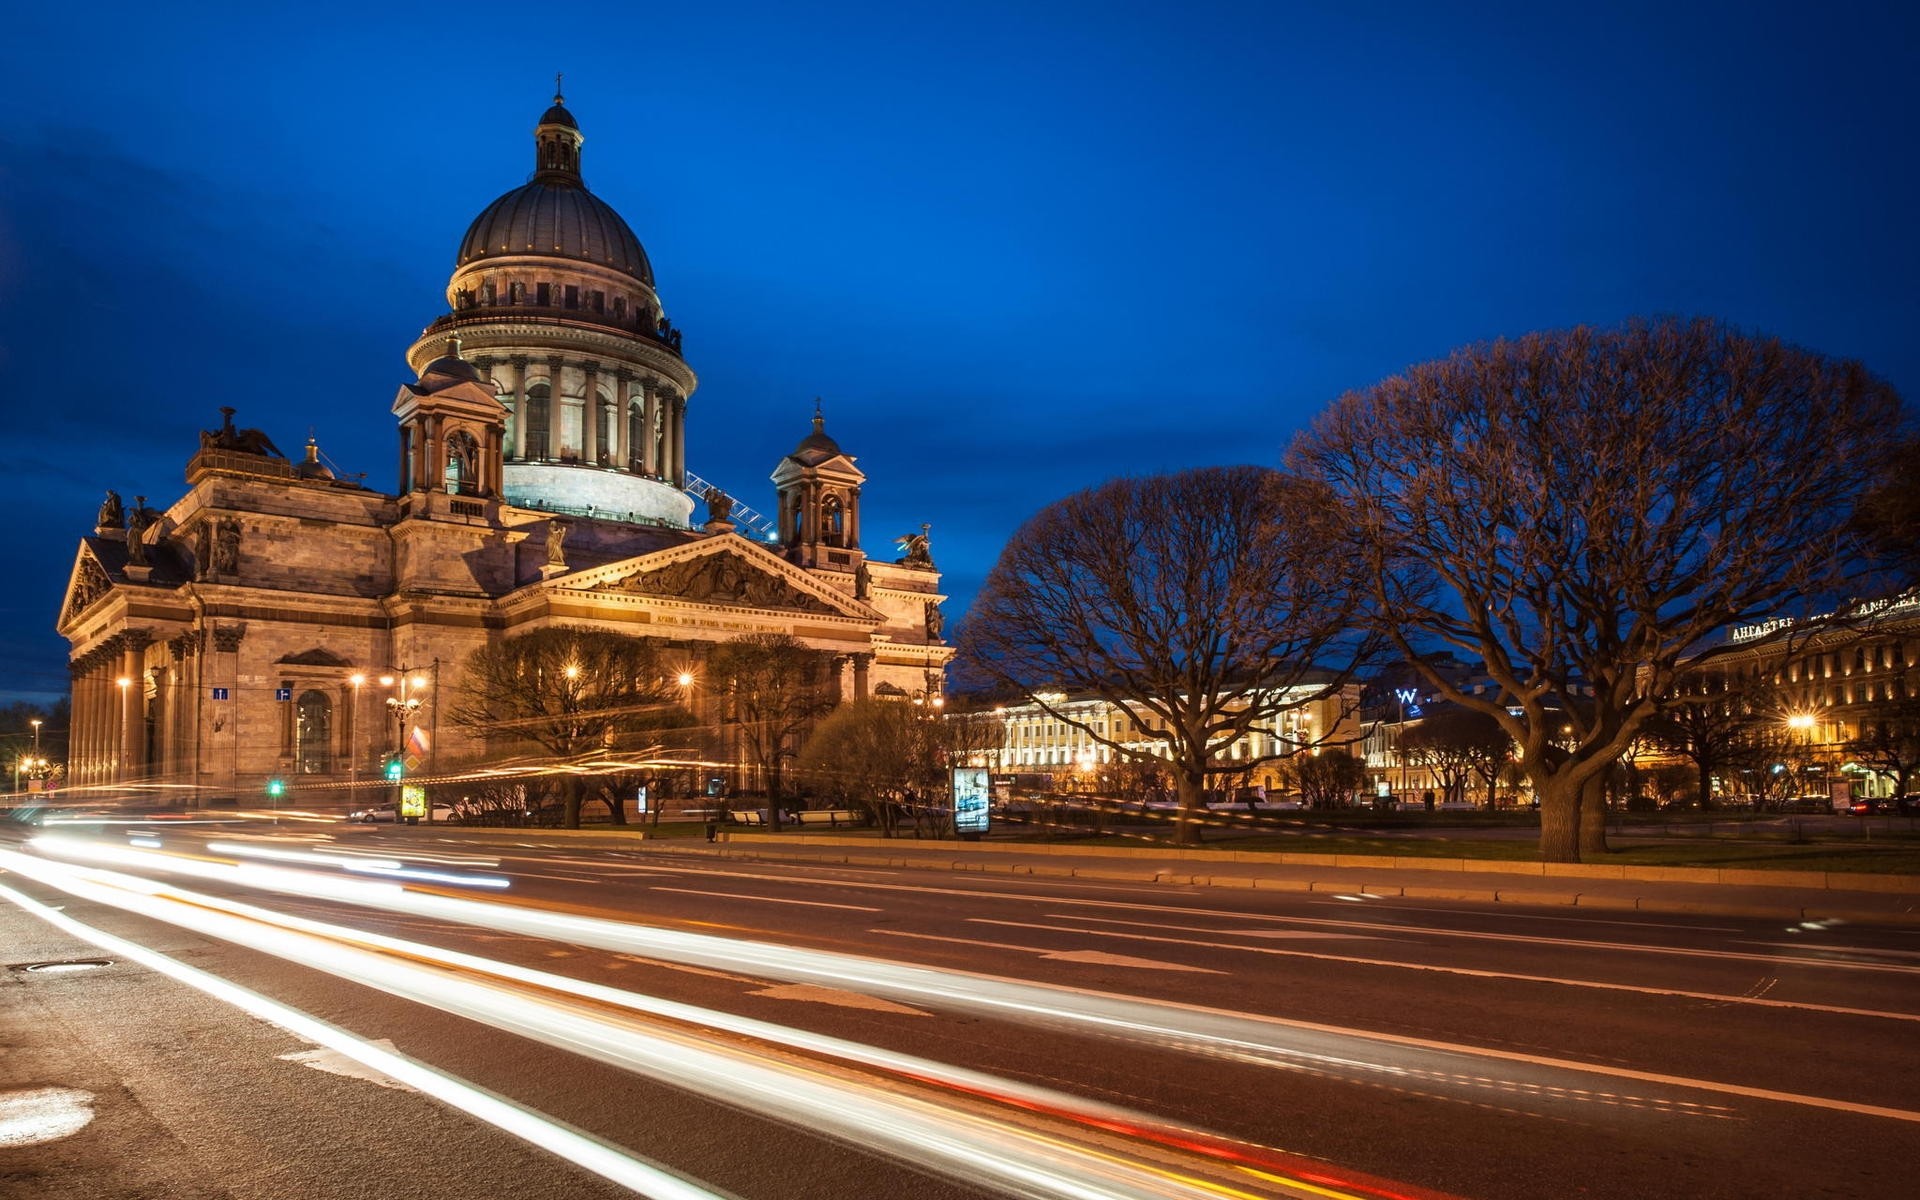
895,526,934,568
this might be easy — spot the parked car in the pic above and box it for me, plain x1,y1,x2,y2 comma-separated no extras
349,802,455,824
1778,795,1831,814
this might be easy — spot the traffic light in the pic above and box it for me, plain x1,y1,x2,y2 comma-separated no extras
384,755,404,782
266,778,286,798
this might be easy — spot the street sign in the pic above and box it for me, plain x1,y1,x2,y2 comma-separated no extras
211,687,229,700
275,687,292,701
952,767,991,836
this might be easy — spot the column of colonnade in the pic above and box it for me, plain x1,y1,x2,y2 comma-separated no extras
479,354,688,485
120,631,151,781
90,645,117,785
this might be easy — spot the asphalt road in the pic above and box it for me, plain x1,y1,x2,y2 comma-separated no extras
4,819,1917,1199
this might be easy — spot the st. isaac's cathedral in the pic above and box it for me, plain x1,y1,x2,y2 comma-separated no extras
56,93,951,799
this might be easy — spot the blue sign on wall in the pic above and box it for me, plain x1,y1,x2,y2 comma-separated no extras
275,687,292,701
211,687,229,700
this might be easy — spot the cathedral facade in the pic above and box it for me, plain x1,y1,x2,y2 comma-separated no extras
56,95,951,802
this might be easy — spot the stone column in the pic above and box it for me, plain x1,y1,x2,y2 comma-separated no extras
120,630,151,780
582,361,601,466
397,424,412,493
847,486,862,550
613,370,632,471
670,394,687,487
511,356,529,461
853,652,872,702
97,654,117,785
548,356,567,458
69,661,92,786
641,382,660,477
88,656,109,786
423,414,442,493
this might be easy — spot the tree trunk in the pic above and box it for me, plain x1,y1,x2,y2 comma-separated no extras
1173,771,1205,845
605,784,626,825
1578,773,1610,857
1697,758,1714,812
561,776,582,829
1537,774,1581,862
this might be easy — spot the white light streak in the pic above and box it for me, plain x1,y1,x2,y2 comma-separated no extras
0,852,1315,1199
0,879,728,1200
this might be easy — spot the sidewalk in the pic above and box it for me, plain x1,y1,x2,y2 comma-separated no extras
661,831,1920,927
405,824,1920,926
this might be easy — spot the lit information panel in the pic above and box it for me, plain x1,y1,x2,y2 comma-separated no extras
952,768,990,836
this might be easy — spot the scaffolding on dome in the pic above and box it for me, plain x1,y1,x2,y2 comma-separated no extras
682,469,780,542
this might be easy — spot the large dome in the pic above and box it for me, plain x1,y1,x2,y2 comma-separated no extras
456,183,653,285
451,95,654,287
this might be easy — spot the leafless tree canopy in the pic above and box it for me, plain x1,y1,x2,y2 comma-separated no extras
796,699,943,836
448,625,686,827
1287,317,1908,860
1399,706,1510,806
956,465,1379,842
707,632,836,809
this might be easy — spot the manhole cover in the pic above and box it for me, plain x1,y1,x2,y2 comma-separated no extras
14,959,114,974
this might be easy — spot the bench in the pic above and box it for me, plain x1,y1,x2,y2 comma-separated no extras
792,809,867,828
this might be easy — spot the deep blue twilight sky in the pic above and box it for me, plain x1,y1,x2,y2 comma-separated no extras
1,1,1916,704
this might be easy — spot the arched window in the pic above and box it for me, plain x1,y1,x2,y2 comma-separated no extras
295,690,332,775
525,384,551,459
627,401,645,472
444,430,480,495
822,494,845,547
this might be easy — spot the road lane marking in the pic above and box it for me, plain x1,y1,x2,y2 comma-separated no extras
652,887,878,912
749,984,931,1014
279,1041,416,1090
958,919,1920,1023
883,930,1225,974
0,1086,95,1148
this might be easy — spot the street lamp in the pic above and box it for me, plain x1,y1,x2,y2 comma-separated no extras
349,674,366,789
1787,712,1819,797
116,676,131,782
385,671,430,821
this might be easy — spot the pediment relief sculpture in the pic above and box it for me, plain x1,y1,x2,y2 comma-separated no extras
593,551,840,615
64,556,113,623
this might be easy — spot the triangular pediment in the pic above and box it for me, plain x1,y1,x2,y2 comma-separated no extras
58,543,117,631
277,648,352,667
559,536,877,620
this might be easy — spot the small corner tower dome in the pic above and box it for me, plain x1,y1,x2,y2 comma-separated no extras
788,404,844,464
453,90,653,286
417,338,487,387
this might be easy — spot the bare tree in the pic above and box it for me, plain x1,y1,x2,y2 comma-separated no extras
707,632,836,824
1276,752,1367,809
796,699,942,836
448,626,685,827
1645,670,1788,810
940,707,1009,772
1846,697,1920,800
1400,706,1510,806
957,466,1379,845
1289,317,1907,861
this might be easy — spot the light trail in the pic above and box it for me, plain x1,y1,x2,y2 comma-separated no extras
0,879,733,1200
596,857,1920,975
0,850,1421,1200
21,835,1920,1128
